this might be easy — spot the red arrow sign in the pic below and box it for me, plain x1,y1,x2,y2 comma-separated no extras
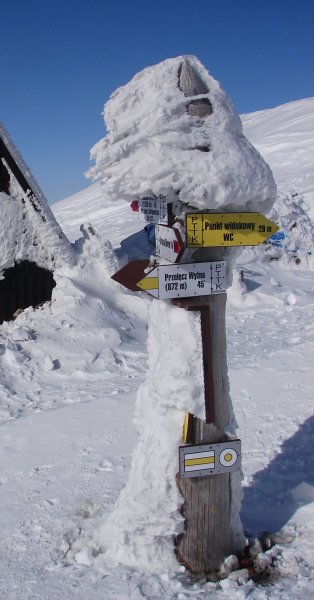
155,225,184,263
111,260,152,292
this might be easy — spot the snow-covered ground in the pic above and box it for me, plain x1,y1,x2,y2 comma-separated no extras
0,95,313,599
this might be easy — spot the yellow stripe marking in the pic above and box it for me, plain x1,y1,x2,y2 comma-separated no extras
137,276,159,290
185,457,215,466
183,413,189,444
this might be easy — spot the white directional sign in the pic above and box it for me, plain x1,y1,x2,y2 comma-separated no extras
132,195,168,224
136,261,226,299
155,225,184,263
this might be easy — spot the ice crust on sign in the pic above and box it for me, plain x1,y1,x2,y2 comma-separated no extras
88,55,276,213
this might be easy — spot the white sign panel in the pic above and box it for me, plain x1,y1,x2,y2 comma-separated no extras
155,225,184,263
137,195,168,224
136,261,226,299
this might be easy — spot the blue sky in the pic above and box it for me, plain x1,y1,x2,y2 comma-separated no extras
0,0,313,204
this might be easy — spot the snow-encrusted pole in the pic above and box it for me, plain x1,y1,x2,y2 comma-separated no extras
175,60,244,573
92,54,277,577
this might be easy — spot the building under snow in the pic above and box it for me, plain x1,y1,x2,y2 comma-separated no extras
0,124,75,324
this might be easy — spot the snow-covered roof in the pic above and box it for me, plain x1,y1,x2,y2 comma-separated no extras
0,123,75,274
88,55,276,213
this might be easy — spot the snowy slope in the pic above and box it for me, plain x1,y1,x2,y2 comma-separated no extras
54,181,138,246
0,97,313,600
242,97,314,217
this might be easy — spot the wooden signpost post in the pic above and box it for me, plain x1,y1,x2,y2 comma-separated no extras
174,244,236,573
111,59,279,575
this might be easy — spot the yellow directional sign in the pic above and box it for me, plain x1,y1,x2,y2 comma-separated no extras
186,212,280,247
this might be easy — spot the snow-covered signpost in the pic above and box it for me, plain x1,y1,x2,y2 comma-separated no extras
170,62,278,573
90,56,277,576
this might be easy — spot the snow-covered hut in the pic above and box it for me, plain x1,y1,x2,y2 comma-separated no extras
0,123,75,324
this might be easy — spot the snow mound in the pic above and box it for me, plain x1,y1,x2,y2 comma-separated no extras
88,55,276,213
0,227,147,422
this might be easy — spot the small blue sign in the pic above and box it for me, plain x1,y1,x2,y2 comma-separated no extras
268,230,285,247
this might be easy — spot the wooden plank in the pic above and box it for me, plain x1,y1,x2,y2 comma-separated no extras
0,154,10,193
177,472,230,572
200,307,215,424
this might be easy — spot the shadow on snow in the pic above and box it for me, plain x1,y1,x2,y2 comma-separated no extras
241,415,314,535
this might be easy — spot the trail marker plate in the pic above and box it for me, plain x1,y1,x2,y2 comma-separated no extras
186,212,279,247
137,261,226,299
179,440,241,478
